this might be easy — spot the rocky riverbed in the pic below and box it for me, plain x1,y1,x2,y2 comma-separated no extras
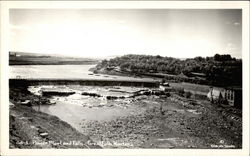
9,85,242,149
79,95,242,148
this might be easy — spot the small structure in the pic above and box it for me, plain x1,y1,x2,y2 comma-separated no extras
159,82,172,92
106,66,121,72
9,52,21,57
20,100,31,106
207,87,242,108
9,52,16,57
190,72,206,78
189,72,206,80
207,87,224,102
49,100,56,104
224,87,242,108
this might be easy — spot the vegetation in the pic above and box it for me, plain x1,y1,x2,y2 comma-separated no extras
96,54,242,87
184,91,192,99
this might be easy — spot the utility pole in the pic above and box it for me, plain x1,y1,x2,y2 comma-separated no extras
160,103,164,115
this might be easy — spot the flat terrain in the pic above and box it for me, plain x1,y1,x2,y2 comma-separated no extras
170,82,212,95
9,52,99,65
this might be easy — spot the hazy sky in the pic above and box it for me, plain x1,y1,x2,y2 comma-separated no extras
10,9,242,58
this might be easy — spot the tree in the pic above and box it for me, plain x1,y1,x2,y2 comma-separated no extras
214,54,233,61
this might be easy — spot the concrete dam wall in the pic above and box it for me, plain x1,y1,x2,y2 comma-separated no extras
9,79,160,88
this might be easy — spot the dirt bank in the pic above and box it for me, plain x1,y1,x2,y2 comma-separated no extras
9,87,100,149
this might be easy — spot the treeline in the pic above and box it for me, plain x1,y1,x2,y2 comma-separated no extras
96,54,242,87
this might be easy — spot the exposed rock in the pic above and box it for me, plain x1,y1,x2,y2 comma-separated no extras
42,91,75,96
106,96,118,100
81,92,101,97
39,132,49,137
20,100,31,106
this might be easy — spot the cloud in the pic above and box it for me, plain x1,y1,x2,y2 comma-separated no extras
10,24,31,31
10,32,16,36
118,20,126,24
234,22,240,26
227,43,233,47
226,42,238,51
119,25,130,31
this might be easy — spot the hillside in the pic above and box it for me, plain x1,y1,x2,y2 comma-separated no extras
9,52,100,65
94,54,242,87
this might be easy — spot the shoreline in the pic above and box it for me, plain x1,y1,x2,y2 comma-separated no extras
80,95,242,148
9,87,101,149
9,83,242,149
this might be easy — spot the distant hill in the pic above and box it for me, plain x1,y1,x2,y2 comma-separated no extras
9,51,100,65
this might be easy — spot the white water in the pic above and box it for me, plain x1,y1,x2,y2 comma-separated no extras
30,85,147,132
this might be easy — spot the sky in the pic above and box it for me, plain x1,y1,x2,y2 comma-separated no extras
9,9,242,58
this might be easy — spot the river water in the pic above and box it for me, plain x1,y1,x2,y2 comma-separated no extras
9,64,153,82
9,64,151,133
30,85,147,133
9,65,96,79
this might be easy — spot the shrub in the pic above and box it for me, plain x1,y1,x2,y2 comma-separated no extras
173,87,185,96
184,91,192,98
165,92,171,97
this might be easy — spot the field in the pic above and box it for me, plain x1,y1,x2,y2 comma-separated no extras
9,52,99,65
170,82,212,95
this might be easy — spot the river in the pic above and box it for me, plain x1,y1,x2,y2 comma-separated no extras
9,64,154,82
9,64,152,134
30,85,148,134
9,65,242,148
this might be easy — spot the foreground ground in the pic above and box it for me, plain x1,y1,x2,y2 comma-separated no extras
9,87,100,149
9,85,242,149
9,104,101,149
80,94,242,148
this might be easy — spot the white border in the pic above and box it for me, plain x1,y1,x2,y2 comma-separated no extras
0,1,249,156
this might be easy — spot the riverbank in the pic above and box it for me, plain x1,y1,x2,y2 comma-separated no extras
80,94,242,148
9,87,100,149
9,84,242,149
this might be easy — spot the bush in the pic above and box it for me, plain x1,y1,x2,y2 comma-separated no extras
184,91,192,98
173,87,185,96
165,92,171,97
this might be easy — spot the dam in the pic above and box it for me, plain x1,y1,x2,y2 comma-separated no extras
9,65,160,88
9,78,160,88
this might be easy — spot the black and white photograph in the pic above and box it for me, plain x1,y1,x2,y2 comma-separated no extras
0,1,249,156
